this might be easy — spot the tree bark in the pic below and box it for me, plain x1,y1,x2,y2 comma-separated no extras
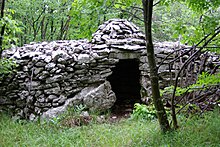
41,16,46,40
50,13,54,40
0,0,6,58
142,0,170,132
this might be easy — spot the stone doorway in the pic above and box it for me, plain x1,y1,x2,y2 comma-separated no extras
107,59,141,114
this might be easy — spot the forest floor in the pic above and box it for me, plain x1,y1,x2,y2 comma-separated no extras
0,109,220,147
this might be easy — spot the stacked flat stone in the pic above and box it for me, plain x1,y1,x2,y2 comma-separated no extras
0,39,118,120
92,19,146,60
0,19,219,120
0,19,147,120
154,42,220,88
92,19,145,49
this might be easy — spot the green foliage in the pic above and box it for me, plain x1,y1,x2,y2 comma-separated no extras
184,0,220,12
5,0,220,50
0,3,20,80
6,0,145,43
161,72,220,97
0,109,219,146
7,0,73,44
176,103,201,115
0,8,22,49
69,0,120,40
131,103,157,120
161,0,220,12
196,72,220,85
72,104,87,114
0,58,17,79
46,104,86,126
7,0,125,43
153,2,196,42
159,1,220,47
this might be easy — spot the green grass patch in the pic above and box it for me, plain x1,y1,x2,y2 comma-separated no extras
0,109,220,147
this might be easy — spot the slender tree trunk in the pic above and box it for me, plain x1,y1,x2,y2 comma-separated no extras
142,0,170,132
62,16,71,40
41,16,45,40
50,19,54,40
44,21,49,40
59,19,64,40
0,0,6,58
23,18,27,45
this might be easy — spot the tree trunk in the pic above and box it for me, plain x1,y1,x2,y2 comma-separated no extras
142,0,170,132
41,16,45,40
0,0,6,58
50,16,54,40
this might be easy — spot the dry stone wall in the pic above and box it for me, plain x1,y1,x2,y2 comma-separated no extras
154,42,219,88
1,39,119,120
0,19,146,120
0,19,219,120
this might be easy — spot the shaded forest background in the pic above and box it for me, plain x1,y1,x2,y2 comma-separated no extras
2,0,220,49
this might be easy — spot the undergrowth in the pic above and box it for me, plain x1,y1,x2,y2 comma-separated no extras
0,108,219,147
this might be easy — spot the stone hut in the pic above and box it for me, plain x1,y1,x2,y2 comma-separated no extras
0,19,219,120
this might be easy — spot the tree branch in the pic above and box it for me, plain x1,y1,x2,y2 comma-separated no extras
153,1,161,6
171,27,220,128
115,2,143,11
120,9,144,22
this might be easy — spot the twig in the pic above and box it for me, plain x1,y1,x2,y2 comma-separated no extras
115,2,143,11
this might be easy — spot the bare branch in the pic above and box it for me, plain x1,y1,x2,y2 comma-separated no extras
120,9,144,22
171,27,220,124
115,2,143,11
153,1,161,6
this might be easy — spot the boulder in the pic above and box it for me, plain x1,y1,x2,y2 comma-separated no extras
41,81,116,119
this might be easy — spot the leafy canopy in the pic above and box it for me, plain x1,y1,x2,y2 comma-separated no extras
160,0,220,47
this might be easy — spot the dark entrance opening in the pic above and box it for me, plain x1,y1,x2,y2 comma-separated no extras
107,59,141,115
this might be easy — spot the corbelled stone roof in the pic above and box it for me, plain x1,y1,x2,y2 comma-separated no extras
92,19,146,50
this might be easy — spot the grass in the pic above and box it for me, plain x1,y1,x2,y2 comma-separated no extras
0,109,220,147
